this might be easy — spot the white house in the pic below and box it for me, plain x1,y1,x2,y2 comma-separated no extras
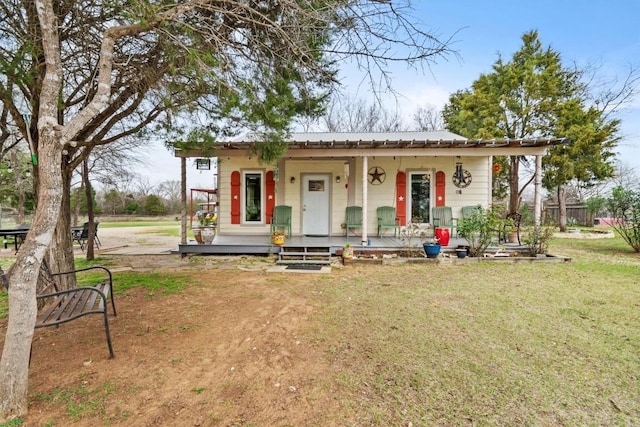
176,131,566,248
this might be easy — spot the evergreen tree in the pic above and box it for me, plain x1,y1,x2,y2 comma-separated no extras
442,31,620,220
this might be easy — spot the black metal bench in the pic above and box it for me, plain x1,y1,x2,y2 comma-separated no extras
2,264,117,359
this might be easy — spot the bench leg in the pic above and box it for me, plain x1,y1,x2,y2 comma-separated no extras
102,310,115,359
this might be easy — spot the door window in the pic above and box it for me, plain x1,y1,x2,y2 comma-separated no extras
244,171,263,223
410,172,431,223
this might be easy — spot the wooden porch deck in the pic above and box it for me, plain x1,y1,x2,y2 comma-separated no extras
177,233,504,256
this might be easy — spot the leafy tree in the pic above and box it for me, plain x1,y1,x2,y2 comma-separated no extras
604,186,640,252
143,194,166,216
442,31,630,223
102,189,123,215
542,98,620,230
0,1,455,418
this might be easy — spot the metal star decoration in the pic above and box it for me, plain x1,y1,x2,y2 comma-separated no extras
368,167,386,185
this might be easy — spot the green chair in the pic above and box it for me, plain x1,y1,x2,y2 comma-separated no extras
377,206,399,237
431,206,457,236
462,205,482,219
270,205,292,238
345,206,362,239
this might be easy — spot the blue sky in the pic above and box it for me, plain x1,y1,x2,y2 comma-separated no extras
146,1,640,187
345,0,640,169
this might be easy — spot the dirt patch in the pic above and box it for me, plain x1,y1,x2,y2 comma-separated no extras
1,256,345,426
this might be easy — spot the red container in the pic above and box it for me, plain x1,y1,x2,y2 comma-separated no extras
435,227,450,246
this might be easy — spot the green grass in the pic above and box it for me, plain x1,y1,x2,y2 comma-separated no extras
98,220,179,228
0,258,188,319
97,220,181,237
31,381,120,422
0,290,6,319
313,237,640,425
0,418,24,427
1,232,639,424
112,271,188,296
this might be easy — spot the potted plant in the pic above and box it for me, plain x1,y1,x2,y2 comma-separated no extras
502,216,519,243
422,236,441,259
272,231,285,245
342,242,354,260
457,207,503,257
196,210,217,244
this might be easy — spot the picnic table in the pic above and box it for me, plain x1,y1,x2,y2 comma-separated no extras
1,225,89,252
0,227,29,252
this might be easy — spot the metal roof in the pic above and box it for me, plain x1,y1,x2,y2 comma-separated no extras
219,131,568,150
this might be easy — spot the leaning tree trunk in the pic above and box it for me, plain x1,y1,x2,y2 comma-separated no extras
0,0,64,420
0,134,64,421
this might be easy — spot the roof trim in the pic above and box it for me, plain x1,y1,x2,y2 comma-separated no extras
217,135,568,150
174,132,569,157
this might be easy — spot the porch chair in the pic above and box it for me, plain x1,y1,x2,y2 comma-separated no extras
377,206,399,237
270,205,292,238
462,205,482,219
431,206,457,237
344,206,363,239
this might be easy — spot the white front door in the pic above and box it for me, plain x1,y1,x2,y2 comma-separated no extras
302,174,330,236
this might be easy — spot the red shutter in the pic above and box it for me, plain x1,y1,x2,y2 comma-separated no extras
435,171,445,207
396,171,407,226
231,171,241,224
266,171,275,224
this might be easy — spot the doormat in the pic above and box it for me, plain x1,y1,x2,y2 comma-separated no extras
286,265,323,271
267,264,331,274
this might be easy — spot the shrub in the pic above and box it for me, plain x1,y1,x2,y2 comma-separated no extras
521,225,555,256
457,207,503,257
398,223,429,257
604,186,640,252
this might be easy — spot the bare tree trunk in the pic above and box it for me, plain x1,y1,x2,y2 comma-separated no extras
50,166,77,291
557,185,567,232
0,135,63,421
73,180,83,227
83,160,96,260
508,156,521,213
0,0,63,419
11,151,26,225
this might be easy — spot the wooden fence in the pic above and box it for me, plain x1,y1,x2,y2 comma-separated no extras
543,203,593,226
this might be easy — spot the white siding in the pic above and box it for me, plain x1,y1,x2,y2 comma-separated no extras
217,155,491,235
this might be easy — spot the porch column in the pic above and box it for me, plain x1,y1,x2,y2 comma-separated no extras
361,156,368,245
180,156,187,245
534,155,542,226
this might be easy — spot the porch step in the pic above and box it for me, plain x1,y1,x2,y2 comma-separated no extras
277,246,332,265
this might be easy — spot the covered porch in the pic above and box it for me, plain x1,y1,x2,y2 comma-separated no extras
178,233,524,256
175,131,567,256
